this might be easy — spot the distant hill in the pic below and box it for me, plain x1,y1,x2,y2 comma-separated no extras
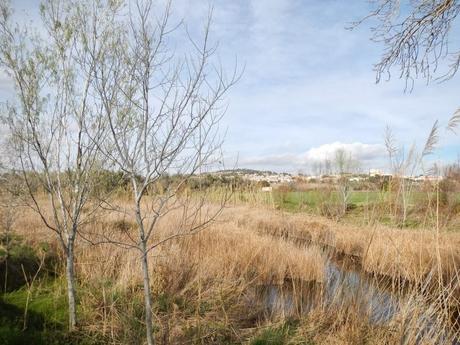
212,168,291,176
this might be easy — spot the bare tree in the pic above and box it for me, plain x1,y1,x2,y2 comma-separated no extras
334,148,355,175
89,1,238,344
0,0,116,329
311,161,323,177
356,1,460,130
324,158,332,175
333,148,360,218
356,0,460,87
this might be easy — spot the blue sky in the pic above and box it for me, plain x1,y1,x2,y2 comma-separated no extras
2,0,460,173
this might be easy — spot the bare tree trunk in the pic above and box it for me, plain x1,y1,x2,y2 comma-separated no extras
134,194,155,345
66,239,77,330
400,178,411,227
140,241,155,345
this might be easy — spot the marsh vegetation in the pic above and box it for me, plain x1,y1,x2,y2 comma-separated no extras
1,0,460,344
1,186,460,344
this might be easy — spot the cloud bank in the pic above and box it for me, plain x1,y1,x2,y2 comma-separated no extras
238,142,386,172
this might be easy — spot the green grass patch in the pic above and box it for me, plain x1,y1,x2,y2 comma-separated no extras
250,319,301,345
3,277,68,326
0,233,59,292
0,277,107,345
272,191,386,212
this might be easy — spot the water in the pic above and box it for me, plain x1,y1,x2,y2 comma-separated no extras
255,253,460,344
324,260,400,323
257,258,400,323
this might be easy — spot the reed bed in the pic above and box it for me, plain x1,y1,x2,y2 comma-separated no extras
4,200,460,344
235,205,460,284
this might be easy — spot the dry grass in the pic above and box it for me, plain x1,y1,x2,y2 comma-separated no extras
9,201,326,342
74,215,326,296
80,200,460,289
6,198,460,344
234,205,460,284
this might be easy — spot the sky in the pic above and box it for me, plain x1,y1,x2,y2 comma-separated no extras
2,0,460,174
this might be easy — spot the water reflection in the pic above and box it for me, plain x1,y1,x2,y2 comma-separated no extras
255,254,459,344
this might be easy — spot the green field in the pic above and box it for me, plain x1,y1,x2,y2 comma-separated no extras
272,190,460,210
269,190,412,215
201,186,460,230
272,190,385,211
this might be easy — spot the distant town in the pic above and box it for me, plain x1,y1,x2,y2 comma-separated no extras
210,168,443,186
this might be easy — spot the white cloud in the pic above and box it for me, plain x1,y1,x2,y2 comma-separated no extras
238,141,386,172
303,142,385,163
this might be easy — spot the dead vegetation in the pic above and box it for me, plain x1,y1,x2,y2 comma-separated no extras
3,199,460,344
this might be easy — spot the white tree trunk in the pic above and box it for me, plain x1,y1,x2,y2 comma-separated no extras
65,240,77,330
141,241,155,345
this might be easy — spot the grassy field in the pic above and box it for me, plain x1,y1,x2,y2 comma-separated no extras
217,186,460,231
272,190,460,210
273,190,385,209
